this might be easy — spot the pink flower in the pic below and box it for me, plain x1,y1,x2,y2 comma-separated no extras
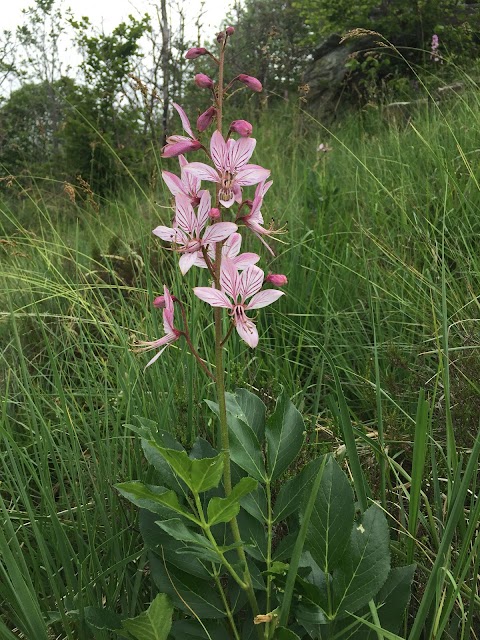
194,232,259,270
162,155,203,205
134,286,182,368
230,120,252,137
185,130,270,208
195,73,214,89
237,74,263,92
153,191,237,275
237,180,277,255
186,47,207,59
162,103,201,158
226,26,235,36
265,273,288,287
194,258,284,348
197,106,217,132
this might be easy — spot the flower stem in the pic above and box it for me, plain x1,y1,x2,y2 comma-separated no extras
211,34,261,630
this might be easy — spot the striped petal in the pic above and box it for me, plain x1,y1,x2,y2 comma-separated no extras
194,287,231,308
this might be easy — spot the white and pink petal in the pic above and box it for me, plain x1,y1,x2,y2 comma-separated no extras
235,164,271,187
246,289,284,310
194,287,231,308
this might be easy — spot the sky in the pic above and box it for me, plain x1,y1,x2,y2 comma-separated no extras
3,0,232,40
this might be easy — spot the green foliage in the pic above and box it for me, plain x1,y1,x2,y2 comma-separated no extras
122,593,173,639
114,391,413,639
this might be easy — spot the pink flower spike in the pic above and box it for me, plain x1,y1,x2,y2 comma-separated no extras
230,120,253,137
185,130,270,208
197,106,217,132
237,74,263,92
134,286,182,368
186,47,207,59
152,192,237,275
195,73,214,89
265,273,288,287
194,258,283,348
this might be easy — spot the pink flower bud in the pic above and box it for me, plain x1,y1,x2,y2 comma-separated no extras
197,106,217,132
237,74,263,92
209,207,221,220
153,295,166,308
185,47,207,59
216,31,225,43
230,119,252,137
226,26,235,35
153,293,178,308
265,273,288,287
162,139,202,158
194,73,214,89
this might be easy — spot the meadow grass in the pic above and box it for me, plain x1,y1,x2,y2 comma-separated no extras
1,84,479,638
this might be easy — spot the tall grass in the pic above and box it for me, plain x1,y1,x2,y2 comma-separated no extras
1,82,479,637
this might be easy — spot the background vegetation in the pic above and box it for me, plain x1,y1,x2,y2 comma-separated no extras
1,0,480,638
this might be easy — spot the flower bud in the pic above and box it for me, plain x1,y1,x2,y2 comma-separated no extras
185,47,207,59
216,31,225,43
162,139,202,158
230,119,252,137
197,106,217,132
208,207,221,220
194,73,214,89
154,294,178,308
226,26,235,35
153,295,166,308
237,74,263,92
265,273,288,287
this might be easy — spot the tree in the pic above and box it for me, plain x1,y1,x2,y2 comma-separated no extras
223,0,310,99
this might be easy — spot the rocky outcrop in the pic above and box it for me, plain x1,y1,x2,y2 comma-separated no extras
303,33,377,117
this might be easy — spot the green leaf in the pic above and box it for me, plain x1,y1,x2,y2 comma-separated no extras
146,443,224,493
190,437,218,459
141,439,183,493
273,457,324,523
207,477,258,525
149,553,226,619
266,391,304,481
155,519,214,552
116,482,197,522
122,593,173,640
240,484,268,522
139,510,211,578
234,388,266,440
374,565,416,635
274,627,301,639
84,606,123,631
190,455,224,492
145,444,193,486
331,505,390,618
305,456,355,572
206,399,266,481
170,619,227,639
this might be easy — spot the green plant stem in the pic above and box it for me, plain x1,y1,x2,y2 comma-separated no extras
264,480,273,639
212,568,241,640
211,33,261,631
192,492,247,590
